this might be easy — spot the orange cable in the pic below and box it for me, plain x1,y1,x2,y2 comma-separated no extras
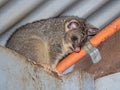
56,17,120,73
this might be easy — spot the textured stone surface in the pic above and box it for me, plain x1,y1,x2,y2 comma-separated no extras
0,46,94,90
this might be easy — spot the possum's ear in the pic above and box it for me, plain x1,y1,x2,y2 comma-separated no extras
65,20,80,32
86,23,99,36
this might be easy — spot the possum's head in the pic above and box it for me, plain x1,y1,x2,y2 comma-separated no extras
64,18,99,53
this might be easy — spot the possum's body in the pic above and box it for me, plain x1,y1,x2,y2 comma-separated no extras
6,16,98,70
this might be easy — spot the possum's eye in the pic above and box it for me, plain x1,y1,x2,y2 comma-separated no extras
71,36,78,42
68,22,79,30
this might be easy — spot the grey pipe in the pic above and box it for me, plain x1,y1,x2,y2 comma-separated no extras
0,0,9,7
87,0,120,29
0,0,44,34
62,0,109,18
14,0,78,24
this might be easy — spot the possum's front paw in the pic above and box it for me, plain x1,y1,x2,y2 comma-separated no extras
41,64,62,76
51,68,63,77
41,64,52,74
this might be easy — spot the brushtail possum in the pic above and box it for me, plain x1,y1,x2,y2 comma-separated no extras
6,16,99,73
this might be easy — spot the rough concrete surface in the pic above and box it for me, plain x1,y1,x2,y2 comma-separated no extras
0,46,94,90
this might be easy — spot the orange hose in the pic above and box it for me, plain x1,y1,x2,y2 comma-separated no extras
56,17,120,73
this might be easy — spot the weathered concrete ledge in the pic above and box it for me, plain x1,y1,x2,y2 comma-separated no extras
0,46,94,90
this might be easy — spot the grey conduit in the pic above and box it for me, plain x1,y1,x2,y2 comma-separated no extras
87,0,120,29
24,0,78,21
62,0,109,18
0,0,9,7
0,0,45,34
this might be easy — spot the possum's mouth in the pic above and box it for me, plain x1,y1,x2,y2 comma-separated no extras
71,44,81,53
72,38,87,53
74,46,81,53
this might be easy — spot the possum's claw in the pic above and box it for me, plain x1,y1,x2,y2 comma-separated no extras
51,68,63,77
41,64,52,74
41,64,62,77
